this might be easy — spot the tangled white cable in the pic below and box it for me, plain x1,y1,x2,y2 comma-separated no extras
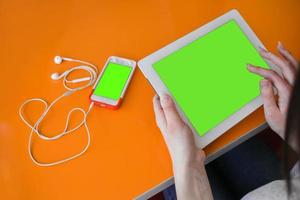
19,56,98,167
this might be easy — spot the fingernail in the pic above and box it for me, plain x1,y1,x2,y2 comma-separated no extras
160,93,170,107
278,41,284,49
259,47,268,53
247,64,254,70
260,80,270,88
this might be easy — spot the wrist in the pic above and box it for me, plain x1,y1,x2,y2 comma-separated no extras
172,150,213,200
172,150,206,173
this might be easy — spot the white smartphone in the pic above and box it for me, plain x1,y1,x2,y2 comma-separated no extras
90,56,136,109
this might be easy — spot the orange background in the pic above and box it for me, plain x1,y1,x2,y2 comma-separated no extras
1,0,300,199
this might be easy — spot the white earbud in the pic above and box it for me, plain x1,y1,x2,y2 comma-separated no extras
50,72,60,80
54,56,63,64
54,55,75,64
50,71,68,80
51,71,91,83
51,56,97,85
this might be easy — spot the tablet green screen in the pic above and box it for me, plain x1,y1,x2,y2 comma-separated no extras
153,20,269,136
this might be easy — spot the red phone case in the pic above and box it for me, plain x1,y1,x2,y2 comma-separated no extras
89,90,122,110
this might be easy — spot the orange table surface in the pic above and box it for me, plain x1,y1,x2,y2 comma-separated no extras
1,0,300,199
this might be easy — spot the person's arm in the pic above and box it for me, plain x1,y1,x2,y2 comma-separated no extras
247,41,299,152
152,41,298,200
172,154,213,200
153,94,213,200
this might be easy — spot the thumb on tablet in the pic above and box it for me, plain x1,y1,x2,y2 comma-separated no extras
160,94,184,129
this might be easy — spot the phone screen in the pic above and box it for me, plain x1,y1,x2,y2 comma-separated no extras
93,62,132,100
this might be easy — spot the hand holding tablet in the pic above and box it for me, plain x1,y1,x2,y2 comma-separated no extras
139,10,277,148
152,42,299,200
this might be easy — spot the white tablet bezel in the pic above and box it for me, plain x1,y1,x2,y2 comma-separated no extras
138,9,277,148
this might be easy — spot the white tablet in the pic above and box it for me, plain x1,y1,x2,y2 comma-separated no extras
138,9,276,148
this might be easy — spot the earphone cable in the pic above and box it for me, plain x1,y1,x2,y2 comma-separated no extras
19,58,97,167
